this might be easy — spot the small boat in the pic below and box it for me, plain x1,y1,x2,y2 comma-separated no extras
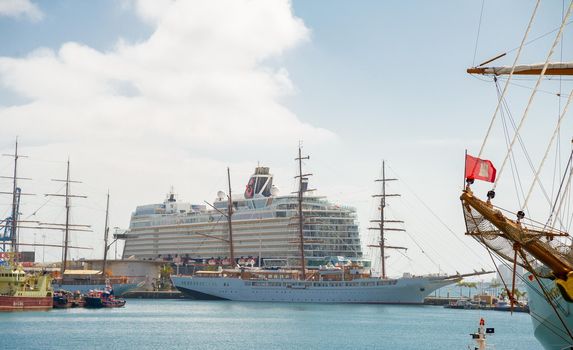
52,290,73,308
70,291,86,308
53,290,85,308
84,288,126,308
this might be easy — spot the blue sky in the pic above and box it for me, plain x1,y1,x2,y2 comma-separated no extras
0,0,572,277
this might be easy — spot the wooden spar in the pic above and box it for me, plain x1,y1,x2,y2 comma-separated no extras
16,242,92,250
468,62,573,75
226,167,235,266
477,53,507,67
460,189,573,279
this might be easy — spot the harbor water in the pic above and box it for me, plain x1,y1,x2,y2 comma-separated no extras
2,299,538,349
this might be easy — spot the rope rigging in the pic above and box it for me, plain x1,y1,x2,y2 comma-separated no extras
493,1,573,192
477,0,541,159
523,88,573,209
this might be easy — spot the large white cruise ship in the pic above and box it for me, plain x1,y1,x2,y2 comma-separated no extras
123,166,364,268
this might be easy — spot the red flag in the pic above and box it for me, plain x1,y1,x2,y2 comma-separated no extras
465,154,496,183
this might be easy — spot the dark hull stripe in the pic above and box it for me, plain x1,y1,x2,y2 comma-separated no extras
175,287,229,300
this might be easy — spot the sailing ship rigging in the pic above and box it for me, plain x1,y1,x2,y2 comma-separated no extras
170,147,484,303
462,1,573,348
368,161,406,279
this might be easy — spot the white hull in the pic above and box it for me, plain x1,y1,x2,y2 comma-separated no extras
171,275,457,304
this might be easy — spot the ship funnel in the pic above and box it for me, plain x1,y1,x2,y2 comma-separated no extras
244,166,273,199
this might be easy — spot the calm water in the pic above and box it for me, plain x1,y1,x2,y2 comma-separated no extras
1,300,540,349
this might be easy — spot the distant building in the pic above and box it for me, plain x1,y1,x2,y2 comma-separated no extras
496,263,525,287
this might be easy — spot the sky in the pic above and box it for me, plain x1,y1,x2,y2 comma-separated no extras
0,0,572,278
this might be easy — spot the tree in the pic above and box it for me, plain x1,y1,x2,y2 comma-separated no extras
457,281,478,298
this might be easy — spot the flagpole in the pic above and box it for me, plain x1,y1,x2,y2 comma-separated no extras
463,149,468,190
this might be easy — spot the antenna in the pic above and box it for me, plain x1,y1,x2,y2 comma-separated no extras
368,161,406,279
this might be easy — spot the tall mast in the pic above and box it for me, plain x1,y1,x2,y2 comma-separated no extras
1,139,30,254
10,140,19,253
295,146,311,280
380,162,387,278
46,159,87,276
62,159,71,275
227,167,235,265
102,190,110,276
369,161,406,279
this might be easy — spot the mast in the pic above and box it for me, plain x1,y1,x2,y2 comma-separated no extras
46,159,87,276
62,159,71,275
102,190,110,276
227,167,235,266
295,146,311,280
0,139,30,255
369,161,406,279
10,140,19,254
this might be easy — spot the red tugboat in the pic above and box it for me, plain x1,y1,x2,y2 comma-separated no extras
84,282,126,308
0,253,53,311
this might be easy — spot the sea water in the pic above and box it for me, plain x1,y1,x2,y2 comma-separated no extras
1,300,539,349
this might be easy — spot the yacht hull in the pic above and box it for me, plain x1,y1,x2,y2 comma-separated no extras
171,275,457,304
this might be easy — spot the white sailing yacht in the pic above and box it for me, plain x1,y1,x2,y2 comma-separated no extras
171,148,483,303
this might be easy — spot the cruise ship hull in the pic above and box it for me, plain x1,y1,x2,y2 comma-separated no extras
171,275,457,304
0,296,53,311
525,274,573,349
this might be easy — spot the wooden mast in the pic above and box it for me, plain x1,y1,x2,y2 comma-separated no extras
102,190,110,276
62,159,71,275
226,167,235,266
369,161,406,279
46,159,87,276
10,140,19,254
295,146,310,280
0,139,31,255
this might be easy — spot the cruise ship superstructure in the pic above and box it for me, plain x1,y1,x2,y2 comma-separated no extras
123,166,364,267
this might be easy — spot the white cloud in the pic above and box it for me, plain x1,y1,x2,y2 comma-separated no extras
0,0,333,147
0,0,43,21
0,0,335,262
